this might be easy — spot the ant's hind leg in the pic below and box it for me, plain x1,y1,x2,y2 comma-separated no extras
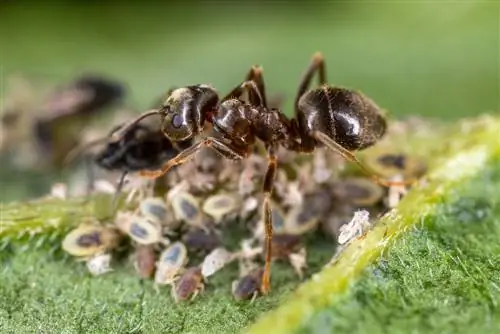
312,131,417,188
139,137,247,179
294,52,327,114
260,146,278,295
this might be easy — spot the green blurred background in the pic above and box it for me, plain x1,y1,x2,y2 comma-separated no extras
0,1,498,201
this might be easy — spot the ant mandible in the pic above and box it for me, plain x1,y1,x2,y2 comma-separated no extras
113,52,415,295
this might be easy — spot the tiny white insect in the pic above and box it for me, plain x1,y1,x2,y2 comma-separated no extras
201,247,235,278
86,253,113,276
337,210,371,245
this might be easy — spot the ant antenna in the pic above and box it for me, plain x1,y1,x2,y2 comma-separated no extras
63,136,110,166
312,131,417,187
110,109,161,142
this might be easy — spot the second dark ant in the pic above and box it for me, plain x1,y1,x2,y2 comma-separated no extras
65,118,192,209
110,52,416,295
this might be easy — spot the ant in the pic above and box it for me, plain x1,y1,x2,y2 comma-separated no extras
111,52,415,295
64,115,193,209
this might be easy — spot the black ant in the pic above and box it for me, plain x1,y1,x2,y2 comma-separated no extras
111,52,415,295
64,115,192,209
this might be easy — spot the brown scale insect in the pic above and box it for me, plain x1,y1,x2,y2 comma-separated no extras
110,52,415,295
232,267,264,302
134,245,157,279
172,267,205,302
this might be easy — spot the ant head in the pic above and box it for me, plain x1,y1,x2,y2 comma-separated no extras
159,85,218,142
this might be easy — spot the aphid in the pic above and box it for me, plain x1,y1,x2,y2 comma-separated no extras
172,267,205,302
139,197,168,224
116,212,167,245
337,210,372,245
170,191,204,228
155,242,188,286
201,247,235,278
332,178,384,207
134,245,156,279
364,151,427,179
62,223,120,258
111,53,413,294
202,193,241,223
232,267,264,302
86,252,113,276
182,228,222,254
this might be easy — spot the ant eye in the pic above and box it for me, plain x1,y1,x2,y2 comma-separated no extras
172,114,183,128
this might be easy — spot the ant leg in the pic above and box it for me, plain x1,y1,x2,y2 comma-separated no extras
294,52,327,114
139,137,247,179
260,146,278,295
244,66,268,108
222,74,267,108
312,131,417,187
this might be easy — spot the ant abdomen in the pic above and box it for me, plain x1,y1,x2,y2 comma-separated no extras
297,86,387,151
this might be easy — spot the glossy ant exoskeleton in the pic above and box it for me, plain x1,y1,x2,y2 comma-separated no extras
65,117,192,209
112,52,415,295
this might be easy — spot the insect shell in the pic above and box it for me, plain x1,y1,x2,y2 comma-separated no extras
172,267,205,303
134,245,157,279
62,223,121,258
86,252,113,276
331,178,384,207
139,197,168,224
364,150,427,179
115,212,167,245
232,267,264,302
170,191,205,229
154,242,188,286
202,193,241,224
201,247,235,278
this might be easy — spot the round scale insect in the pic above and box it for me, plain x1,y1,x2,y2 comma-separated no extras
202,193,241,224
116,212,167,245
172,267,205,303
155,242,188,286
139,197,169,225
331,178,384,207
62,223,120,258
170,191,204,228
232,267,264,302
363,150,427,179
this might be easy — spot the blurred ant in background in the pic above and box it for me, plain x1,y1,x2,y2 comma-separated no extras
109,52,415,295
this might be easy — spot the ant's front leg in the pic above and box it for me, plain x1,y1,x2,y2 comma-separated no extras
294,52,327,114
260,146,278,295
139,137,248,179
